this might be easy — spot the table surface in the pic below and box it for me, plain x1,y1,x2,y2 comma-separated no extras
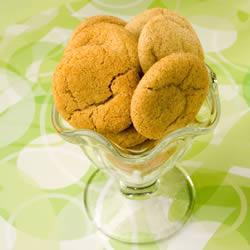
1,1,250,249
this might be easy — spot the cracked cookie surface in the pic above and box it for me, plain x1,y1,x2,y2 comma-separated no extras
53,45,140,133
66,21,140,70
105,126,147,148
131,53,209,139
125,8,194,39
138,13,204,72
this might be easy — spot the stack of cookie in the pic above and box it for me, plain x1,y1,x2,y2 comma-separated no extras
53,8,209,148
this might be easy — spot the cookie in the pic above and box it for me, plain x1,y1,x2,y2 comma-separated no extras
65,22,140,70
125,8,193,38
53,45,140,133
138,14,204,72
106,126,147,148
131,53,209,139
71,15,126,40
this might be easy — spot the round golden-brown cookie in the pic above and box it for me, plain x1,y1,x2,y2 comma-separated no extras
71,15,126,40
53,45,140,133
65,22,140,70
105,126,147,148
131,53,209,139
125,8,193,39
138,14,204,72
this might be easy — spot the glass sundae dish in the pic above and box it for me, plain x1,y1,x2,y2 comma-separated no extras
52,66,220,243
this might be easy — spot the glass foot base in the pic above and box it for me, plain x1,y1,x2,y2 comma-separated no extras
84,166,196,244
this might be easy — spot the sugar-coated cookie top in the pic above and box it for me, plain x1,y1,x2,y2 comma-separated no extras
71,15,126,39
131,53,209,139
138,14,204,72
53,45,139,133
125,8,195,38
66,20,140,70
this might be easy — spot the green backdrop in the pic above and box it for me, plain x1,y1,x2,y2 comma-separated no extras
0,0,250,249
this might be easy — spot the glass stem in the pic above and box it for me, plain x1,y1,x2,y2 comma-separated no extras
119,180,159,200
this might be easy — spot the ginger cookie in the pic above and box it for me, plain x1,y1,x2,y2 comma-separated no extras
66,22,140,70
106,126,147,148
131,53,209,140
125,8,193,39
53,45,140,133
138,14,204,72
71,15,126,40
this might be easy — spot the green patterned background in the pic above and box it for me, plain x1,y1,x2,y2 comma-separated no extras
0,0,250,249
